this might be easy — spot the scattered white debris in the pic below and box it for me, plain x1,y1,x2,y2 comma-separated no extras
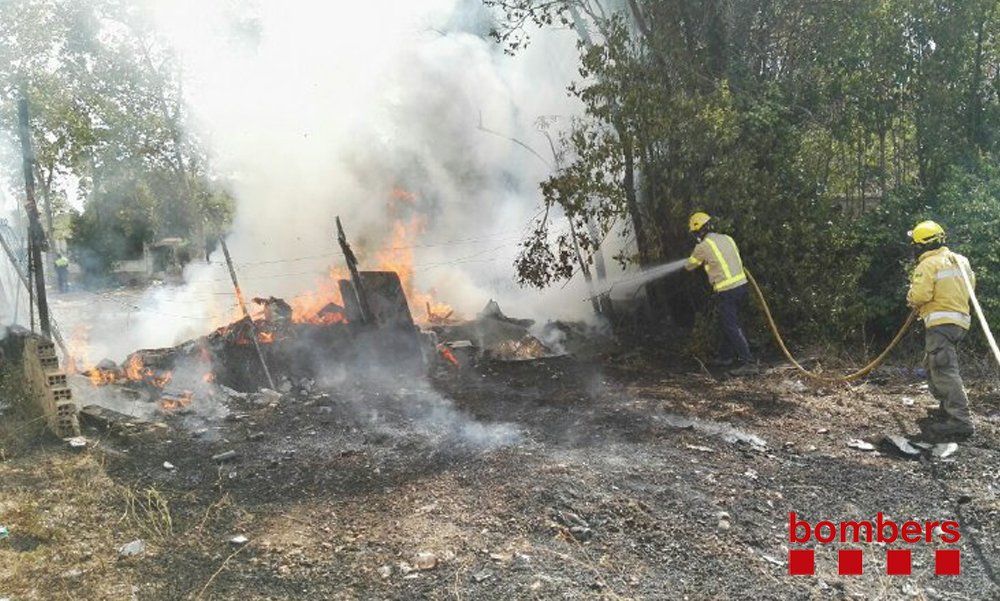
67,437,87,450
932,443,958,459
847,439,875,452
816,428,829,434
118,539,146,557
212,450,238,463
229,535,248,545
685,444,715,453
883,435,921,457
901,397,915,407
414,552,438,571
378,565,392,579
257,388,283,405
163,461,176,471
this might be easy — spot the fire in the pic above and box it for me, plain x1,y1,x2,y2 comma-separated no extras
123,354,173,388
87,368,119,385
371,210,455,324
159,391,193,412
287,267,350,325
278,190,455,326
437,344,460,368
258,331,275,344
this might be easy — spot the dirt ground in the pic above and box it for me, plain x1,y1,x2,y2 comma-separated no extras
1,349,999,600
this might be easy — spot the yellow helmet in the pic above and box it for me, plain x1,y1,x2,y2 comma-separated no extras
909,220,946,245
689,212,711,233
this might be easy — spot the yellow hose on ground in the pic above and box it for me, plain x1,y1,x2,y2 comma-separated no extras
745,270,918,383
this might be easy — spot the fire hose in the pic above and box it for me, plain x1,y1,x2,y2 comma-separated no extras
746,270,917,383
747,259,1000,382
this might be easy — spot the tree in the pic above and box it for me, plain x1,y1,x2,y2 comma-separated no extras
490,0,1000,346
0,0,233,280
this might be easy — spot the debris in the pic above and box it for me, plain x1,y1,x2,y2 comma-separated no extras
229,535,248,545
413,552,438,571
473,569,492,583
901,397,915,407
0,526,8,540
487,335,553,362
781,379,808,393
212,450,238,463
816,428,829,434
377,565,392,579
490,551,514,562
66,436,87,450
257,388,283,405
932,443,958,459
685,444,715,453
717,511,732,531
881,435,921,458
163,461,176,471
846,439,875,452
219,385,248,400
118,539,146,557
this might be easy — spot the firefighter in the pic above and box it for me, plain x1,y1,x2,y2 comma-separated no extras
685,212,757,375
907,220,975,440
54,253,70,293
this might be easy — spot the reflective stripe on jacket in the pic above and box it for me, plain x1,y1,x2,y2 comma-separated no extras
685,232,747,293
907,247,975,329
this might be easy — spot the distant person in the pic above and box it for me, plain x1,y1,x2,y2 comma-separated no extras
685,212,757,375
54,253,70,293
907,220,975,440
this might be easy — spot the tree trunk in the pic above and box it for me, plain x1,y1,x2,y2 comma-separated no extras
622,132,652,266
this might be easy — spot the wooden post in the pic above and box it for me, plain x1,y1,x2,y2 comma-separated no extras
17,99,50,337
336,216,374,325
0,226,70,358
218,236,275,389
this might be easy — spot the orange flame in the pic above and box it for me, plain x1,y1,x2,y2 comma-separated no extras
438,345,460,368
159,391,193,412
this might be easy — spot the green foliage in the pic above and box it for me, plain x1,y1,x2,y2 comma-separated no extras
0,0,234,280
495,0,1000,351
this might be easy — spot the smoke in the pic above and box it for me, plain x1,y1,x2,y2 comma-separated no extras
66,0,596,360
317,363,521,450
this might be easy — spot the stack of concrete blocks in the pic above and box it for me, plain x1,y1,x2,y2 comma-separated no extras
23,335,80,438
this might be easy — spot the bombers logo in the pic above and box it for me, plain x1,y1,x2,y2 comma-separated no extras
787,512,962,576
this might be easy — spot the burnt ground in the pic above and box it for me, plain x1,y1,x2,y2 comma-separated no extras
2,353,1000,600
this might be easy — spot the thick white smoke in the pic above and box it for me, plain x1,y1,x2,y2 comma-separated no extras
69,0,595,360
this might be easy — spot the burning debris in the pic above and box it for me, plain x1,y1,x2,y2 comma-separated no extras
428,300,564,366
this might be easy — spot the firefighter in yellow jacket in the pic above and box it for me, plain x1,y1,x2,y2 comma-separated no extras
907,220,975,440
685,212,757,375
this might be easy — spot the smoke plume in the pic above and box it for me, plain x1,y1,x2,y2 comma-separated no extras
72,0,594,360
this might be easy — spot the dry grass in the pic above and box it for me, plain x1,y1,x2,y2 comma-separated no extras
0,368,146,600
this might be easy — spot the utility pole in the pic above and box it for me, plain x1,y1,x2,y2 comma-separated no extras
17,98,50,337
218,235,275,389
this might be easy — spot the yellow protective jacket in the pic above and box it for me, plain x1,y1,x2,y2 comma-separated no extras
907,247,975,329
685,232,747,293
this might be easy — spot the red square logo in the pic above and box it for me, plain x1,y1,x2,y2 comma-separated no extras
887,549,912,575
838,549,863,575
788,549,815,576
935,549,961,575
